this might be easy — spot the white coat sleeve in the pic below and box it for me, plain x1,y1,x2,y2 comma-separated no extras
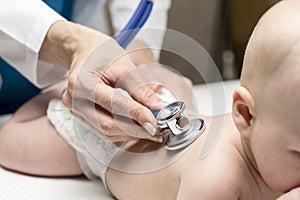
0,0,67,88
108,0,171,59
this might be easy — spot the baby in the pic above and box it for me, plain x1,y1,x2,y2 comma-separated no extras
0,0,300,199
104,0,300,198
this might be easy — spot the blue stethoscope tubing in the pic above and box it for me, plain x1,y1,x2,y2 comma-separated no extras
115,0,154,48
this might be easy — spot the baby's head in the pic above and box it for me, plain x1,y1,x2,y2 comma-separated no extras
232,0,300,193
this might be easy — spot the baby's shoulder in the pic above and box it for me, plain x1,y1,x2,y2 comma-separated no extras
177,133,246,199
178,163,242,200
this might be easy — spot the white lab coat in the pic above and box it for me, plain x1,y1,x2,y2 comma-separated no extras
0,0,170,88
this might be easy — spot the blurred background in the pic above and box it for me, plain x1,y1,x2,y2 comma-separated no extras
160,0,280,84
94,0,281,84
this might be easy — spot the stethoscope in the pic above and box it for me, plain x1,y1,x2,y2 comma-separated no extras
114,0,154,48
156,101,205,151
115,0,206,151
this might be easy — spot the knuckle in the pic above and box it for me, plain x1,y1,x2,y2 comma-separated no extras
99,120,115,135
107,136,117,142
107,136,124,143
130,106,147,123
67,73,77,91
102,96,112,112
61,94,72,108
143,87,156,99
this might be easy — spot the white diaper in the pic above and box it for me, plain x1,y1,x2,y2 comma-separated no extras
47,99,121,190
46,88,179,193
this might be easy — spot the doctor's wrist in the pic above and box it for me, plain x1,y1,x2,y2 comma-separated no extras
39,20,74,69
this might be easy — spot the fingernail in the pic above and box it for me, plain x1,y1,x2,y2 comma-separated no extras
143,122,157,136
148,135,164,143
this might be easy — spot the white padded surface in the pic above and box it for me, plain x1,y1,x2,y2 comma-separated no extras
0,80,240,199
0,168,113,200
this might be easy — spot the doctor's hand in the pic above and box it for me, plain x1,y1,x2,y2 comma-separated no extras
126,40,195,112
39,20,164,142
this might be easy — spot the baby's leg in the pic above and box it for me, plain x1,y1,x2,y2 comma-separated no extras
0,82,82,177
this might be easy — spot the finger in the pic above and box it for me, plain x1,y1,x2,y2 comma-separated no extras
114,66,165,111
71,112,138,143
107,135,163,143
93,83,158,135
61,70,85,109
71,96,159,138
106,136,139,143
131,84,165,111
118,63,194,110
61,87,72,109
75,106,163,143
109,114,164,143
154,86,177,104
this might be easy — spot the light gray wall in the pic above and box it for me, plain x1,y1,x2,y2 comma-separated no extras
92,0,227,84
160,0,226,84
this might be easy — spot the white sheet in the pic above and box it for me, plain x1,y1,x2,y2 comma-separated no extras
0,167,113,200
0,80,240,199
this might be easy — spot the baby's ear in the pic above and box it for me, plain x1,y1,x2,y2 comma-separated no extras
232,87,255,138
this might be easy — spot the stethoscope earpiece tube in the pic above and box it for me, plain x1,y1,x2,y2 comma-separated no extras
114,0,154,48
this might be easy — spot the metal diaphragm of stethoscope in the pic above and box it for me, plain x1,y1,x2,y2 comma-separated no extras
156,101,206,151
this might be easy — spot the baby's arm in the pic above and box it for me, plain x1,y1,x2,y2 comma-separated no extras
0,82,82,177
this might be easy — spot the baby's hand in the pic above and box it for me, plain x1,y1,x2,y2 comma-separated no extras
277,187,300,200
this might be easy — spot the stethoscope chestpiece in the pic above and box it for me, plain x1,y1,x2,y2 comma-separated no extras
156,101,205,151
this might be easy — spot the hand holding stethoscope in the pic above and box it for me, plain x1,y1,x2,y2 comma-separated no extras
41,0,195,143
39,0,162,142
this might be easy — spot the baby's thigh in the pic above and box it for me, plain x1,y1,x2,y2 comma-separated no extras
12,80,67,122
